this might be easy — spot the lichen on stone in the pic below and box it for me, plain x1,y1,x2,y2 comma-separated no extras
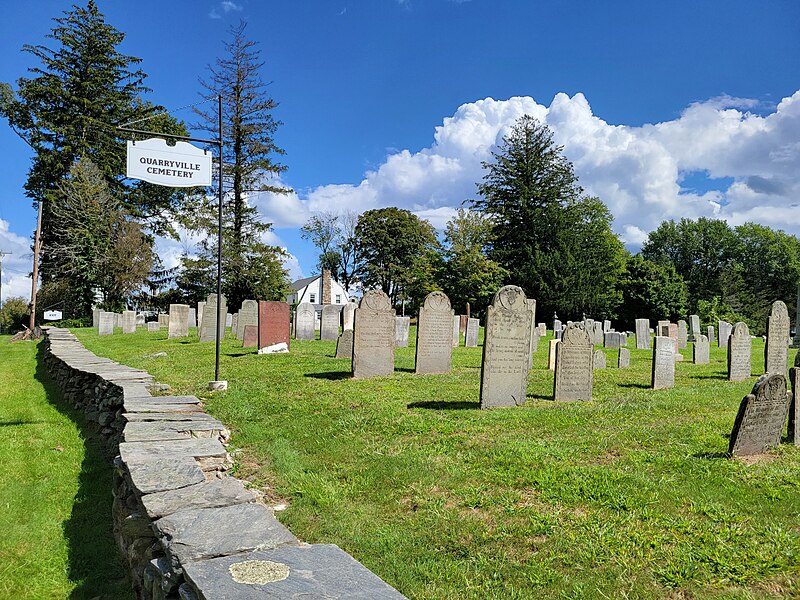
229,560,290,585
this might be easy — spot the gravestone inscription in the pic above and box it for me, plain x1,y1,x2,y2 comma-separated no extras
147,322,159,332
527,299,537,368
651,336,675,389
99,311,114,336
764,300,790,375
122,310,136,334
728,321,752,382
604,332,621,349
320,305,342,341
294,303,316,341
415,291,454,374
352,290,395,378
553,324,593,401
452,315,461,347
729,373,791,456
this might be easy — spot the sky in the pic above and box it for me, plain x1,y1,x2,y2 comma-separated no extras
0,0,799,302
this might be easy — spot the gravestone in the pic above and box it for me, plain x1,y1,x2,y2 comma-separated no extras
320,305,341,341
689,314,701,342
553,323,593,401
188,308,197,329
527,299,537,368
538,323,546,336
707,325,715,344
619,333,628,347
553,319,562,336
592,322,604,346
593,349,606,369
603,319,611,333
197,301,206,331
235,300,258,340
693,334,710,365
789,352,800,445
764,300,790,375
226,313,233,328
727,321,752,382
158,313,169,328
395,316,411,347
135,313,145,327
548,339,560,371
294,303,316,341
147,322,159,332
115,313,123,329
479,285,532,408
342,303,356,331
618,347,630,368
122,310,136,334
92,308,100,329
98,311,114,336
168,304,189,339
657,320,670,337
452,315,460,347
231,314,239,338
243,325,258,348
415,291,454,374
677,320,688,349
718,321,732,348
258,301,291,351
603,331,621,349
651,336,675,389
635,319,650,350
729,373,792,456
465,318,479,347
459,315,468,335
352,290,395,379
200,294,227,343
335,329,354,359
796,284,800,346
668,323,678,344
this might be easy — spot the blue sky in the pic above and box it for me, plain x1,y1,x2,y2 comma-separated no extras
1,0,799,300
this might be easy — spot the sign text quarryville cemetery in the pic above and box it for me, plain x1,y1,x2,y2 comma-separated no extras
126,138,212,187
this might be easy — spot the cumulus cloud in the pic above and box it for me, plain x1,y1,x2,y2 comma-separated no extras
209,1,243,19
0,220,33,302
253,90,800,250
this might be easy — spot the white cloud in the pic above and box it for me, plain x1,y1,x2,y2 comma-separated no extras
209,1,242,18
0,220,33,303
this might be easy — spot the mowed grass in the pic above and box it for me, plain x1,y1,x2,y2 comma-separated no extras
0,337,131,599
74,326,800,599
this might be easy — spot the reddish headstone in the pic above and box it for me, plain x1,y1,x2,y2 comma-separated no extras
258,301,291,350
243,325,258,348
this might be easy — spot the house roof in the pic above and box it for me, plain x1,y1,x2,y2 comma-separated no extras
290,275,319,291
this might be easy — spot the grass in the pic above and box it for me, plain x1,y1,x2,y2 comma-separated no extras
0,337,132,599
73,325,800,599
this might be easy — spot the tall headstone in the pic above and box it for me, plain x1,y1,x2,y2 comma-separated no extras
231,314,239,338
395,316,410,347
789,352,800,445
657,320,670,337
197,301,206,331
553,318,562,336
92,308,100,329
603,319,611,333
258,301,291,351
592,321,604,346
294,302,316,341
707,325,715,344
677,320,688,349
115,313,123,329
729,374,791,456
689,314,701,342
764,300,790,375
548,339,560,371
235,300,258,340
122,310,136,334
135,313,145,327
335,329,354,359
553,324,593,401
188,307,197,329
226,313,233,328
651,336,675,389
795,284,800,347
727,321,752,382
718,320,732,348
342,302,357,331
459,315,468,336
479,285,532,408
199,294,227,343
168,304,189,339
98,311,114,336
465,318,479,347
635,319,650,350
527,299,537,368
452,315,460,347
415,291,454,374
352,290,395,379
618,347,630,368
603,331,621,349
593,349,606,369
320,305,341,341
693,334,710,365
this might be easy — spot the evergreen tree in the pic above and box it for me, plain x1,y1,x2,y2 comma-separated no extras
472,115,624,319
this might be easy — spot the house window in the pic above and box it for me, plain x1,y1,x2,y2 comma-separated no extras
309,293,316,303
335,294,341,304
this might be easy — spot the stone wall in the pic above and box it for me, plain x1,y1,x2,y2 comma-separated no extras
42,327,404,600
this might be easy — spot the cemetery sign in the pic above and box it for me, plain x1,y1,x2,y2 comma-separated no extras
127,138,212,187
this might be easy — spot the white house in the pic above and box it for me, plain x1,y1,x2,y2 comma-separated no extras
286,270,353,327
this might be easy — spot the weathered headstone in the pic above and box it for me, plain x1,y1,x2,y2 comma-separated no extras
225,313,233,328
188,308,197,329
618,347,630,368
603,331,621,349
294,302,316,341
335,329,354,359
707,325,715,344
718,320,732,348
415,291,454,374
548,339,560,371
135,313,145,327
243,325,258,348
395,316,410,347
258,301,291,351
651,336,675,389
592,321,604,346
147,322,159,332
593,349,606,369
538,323,546,336
657,320,670,337
352,290,395,379
693,334,710,365
231,313,239,337
168,304,189,339
603,319,611,333
122,310,136,334
115,313,123,329
553,319,562,336
795,284,800,346
479,285,531,408
764,300,790,375
619,333,628,347
236,299,258,340
98,311,114,336
452,315,461,347
677,320,688,349
320,305,341,341
465,317,479,347
668,323,678,344
789,352,800,445
158,313,169,328
553,324,593,401
727,321,752,382
635,319,650,350
199,294,227,343
92,308,100,329
459,314,468,335
689,314,701,342
729,373,792,456
342,302,356,331
197,301,206,331
527,299,537,368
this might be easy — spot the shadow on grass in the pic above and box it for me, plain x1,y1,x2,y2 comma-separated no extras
690,374,730,380
618,383,651,389
528,393,553,400
395,367,415,373
34,343,133,600
407,400,480,410
305,371,352,380
0,420,48,427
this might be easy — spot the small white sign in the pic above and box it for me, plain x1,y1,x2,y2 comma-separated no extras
127,138,212,187
44,310,63,321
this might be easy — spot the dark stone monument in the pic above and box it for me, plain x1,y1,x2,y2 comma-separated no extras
320,305,341,341
693,334,710,365
593,349,606,369
352,290,395,378
618,347,630,368
258,301,291,351
553,323,593,401
415,291,455,374
765,300,790,375
729,373,792,456
465,317,479,347
635,318,650,350
294,302,316,341
335,329,354,359
727,321,752,382
480,285,531,408
243,325,258,348
651,336,675,389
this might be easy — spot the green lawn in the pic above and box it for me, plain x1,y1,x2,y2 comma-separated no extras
74,326,800,599
0,337,131,600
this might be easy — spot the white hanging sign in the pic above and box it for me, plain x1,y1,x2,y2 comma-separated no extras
44,310,63,321
126,138,212,187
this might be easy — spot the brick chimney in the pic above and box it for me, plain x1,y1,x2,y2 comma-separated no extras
321,268,332,305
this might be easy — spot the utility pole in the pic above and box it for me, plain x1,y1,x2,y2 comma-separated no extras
0,251,11,334
29,200,43,331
